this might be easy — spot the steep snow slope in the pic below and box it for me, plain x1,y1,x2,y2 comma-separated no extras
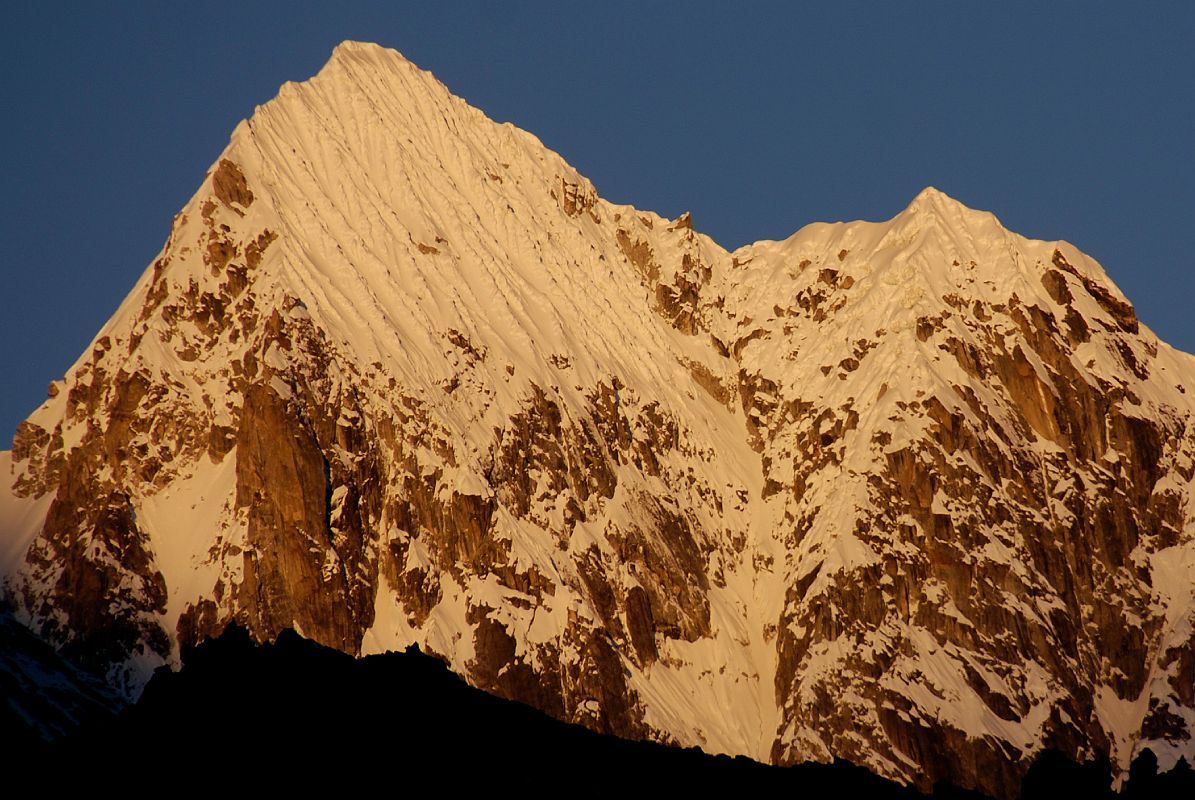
3,41,1194,798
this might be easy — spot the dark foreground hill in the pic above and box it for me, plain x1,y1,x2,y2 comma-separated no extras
10,623,1192,798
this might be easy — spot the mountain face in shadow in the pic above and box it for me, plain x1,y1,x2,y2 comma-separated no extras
32,625,926,796
13,623,1191,799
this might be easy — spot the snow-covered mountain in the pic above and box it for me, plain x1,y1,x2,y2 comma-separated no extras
3,41,1194,797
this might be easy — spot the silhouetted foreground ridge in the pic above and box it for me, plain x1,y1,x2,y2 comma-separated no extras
22,625,1193,798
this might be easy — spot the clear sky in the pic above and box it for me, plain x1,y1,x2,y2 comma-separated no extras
2,2,1192,442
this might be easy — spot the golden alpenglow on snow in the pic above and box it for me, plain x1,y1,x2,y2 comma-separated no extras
4,42,1195,799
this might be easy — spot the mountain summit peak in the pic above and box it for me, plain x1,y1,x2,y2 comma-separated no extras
902,185,982,218
311,40,431,92
889,184,1011,250
909,184,953,203
328,39,405,63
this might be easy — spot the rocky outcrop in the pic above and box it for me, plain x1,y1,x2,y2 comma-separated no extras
211,158,254,210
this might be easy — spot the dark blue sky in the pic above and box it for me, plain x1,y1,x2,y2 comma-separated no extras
3,3,1192,441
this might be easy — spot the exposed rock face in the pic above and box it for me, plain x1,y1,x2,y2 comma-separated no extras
3,42,1195,799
